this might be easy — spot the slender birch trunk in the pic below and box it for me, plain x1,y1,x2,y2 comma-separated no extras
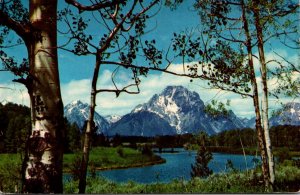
78,54,101,193
22,0,64,193
253,1,275,187
241,0,270,189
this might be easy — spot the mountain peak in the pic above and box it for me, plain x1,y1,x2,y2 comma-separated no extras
64,100,110,134
70,100,85,106
132,86,217,134
163,85,185,92
269,102,300,126
162,85,191,96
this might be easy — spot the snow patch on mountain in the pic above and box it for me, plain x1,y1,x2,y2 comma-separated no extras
130,85,244,135
241,102,300,128
64,100,110,134
105,115,122,124
270,102,300,126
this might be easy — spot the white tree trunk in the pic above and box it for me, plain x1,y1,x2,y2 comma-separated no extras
23,0,64,193
253,2,275,187
241,0,270,189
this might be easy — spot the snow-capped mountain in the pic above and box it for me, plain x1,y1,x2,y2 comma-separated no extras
239,117,256,129
63,92,299,137
270,102,300,126
105,115,122,124
108,111,176,136
240,102,300,128
132,86,207,134
111,86,245,136
64,100,110,134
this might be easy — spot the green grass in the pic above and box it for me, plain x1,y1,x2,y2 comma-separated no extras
0,147,164,192
63,146,164,172
64,163,300,193
0,153,22,192
0,153,21,166
0,147,164,174
1,148,300,193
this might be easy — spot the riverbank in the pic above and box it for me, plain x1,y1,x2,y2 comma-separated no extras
63,146,166,172
64,162,300,193
93,158,166,171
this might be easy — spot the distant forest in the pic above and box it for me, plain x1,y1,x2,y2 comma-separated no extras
0,103,299,154
0,103,81,153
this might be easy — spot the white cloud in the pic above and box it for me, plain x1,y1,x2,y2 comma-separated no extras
61,79,91,105
1,56,297,119
0,82,30,106
95,63,256,117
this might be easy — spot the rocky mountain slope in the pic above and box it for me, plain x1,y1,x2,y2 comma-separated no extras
241,102,300,128
105,115,122,124
108,111,176,136
63,88,299,137
110,86,245,136
64,100,110,134
269,102,300,126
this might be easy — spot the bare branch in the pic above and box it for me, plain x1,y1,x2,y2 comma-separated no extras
273,50,300,73
65,0,122,13
101,60,253,98
96,84,140,97
98,0,139,54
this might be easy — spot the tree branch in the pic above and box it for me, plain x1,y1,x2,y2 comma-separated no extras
100,60,253,98
98,0,139,54
273,50,300,73
65,0,122,13
96,86,140,97
0,10,30,41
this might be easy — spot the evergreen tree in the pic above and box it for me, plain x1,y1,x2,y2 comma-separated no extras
191,132,213,178
63,119,81,153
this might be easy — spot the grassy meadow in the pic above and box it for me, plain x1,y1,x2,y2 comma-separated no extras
63,146,165,172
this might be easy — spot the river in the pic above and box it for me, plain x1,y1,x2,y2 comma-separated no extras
68,148,259,184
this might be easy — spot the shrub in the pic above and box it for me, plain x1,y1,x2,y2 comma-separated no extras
89,161,96,179
191,132,213,178
277,147,291,163
116,146,124,158
292,159,300,168
0,158,22,193
225,159,237,172
69,155,82,181
140,144,153,156
63,164,300,193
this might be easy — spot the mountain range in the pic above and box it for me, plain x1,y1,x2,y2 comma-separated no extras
64,86,300,136
64,100,110,134
269,102,300,127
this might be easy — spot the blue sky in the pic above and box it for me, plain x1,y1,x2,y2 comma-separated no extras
0,1,299,118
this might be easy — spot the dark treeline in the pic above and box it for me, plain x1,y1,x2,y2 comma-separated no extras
0,103,82,153
0,102,30,153
209,126,300,150
1,103,299,154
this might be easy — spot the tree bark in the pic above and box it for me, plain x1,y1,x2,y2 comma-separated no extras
22,0,64,193
241,0,270,189
78,54,101,193
253,1,275,187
